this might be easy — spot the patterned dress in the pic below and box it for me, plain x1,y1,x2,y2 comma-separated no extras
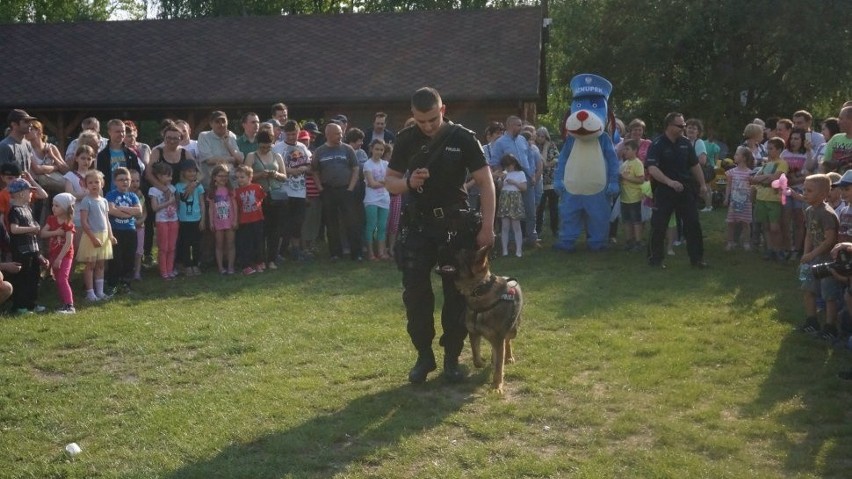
725,167,752,223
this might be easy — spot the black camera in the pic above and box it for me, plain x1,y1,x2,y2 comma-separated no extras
811,249,852,279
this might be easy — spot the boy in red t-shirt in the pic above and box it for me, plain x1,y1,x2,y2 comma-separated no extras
234,165,266,275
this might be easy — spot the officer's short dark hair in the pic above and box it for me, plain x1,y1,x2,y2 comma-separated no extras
411,87,442,112
663,112,683,127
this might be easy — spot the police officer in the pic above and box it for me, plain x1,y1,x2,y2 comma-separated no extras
646,112,708,269
385,87,496,384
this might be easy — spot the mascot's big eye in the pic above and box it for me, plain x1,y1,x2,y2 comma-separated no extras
575,102,582,109
592,102,598,108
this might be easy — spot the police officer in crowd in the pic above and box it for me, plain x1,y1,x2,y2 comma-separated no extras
385,87,496,384
646,112,709,269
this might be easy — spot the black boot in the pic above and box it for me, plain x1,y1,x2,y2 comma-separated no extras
442,355,465,383
408,350,436,384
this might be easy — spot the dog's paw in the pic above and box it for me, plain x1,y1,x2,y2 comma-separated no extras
504,356,515,364
490,383,505,395
473,357,486,368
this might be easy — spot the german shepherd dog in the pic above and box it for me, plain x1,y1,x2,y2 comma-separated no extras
444,244,523,394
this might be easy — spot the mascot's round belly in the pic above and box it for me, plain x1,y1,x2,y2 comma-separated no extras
564,139,607,195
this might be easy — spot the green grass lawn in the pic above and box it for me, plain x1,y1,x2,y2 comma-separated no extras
2,211,852,478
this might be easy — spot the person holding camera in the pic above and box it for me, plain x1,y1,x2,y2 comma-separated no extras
831,240,852,379
798,174,842,340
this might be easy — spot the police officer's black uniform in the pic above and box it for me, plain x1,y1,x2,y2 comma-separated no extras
389,121,487,383
646,133,705,266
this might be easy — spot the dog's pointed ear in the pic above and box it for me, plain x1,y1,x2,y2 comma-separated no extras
475,244,492,267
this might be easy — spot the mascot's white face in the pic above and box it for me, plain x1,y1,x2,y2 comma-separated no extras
564,98,606,141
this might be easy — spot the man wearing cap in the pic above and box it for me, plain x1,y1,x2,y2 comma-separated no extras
646,112,708,269
363,112,396,152
1,110,37,173
302,121,322,150
822,106,852,174
237,112,261,159
197,111,243,182
332,114,349,133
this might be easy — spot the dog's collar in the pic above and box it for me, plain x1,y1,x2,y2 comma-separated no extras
470,273,498,297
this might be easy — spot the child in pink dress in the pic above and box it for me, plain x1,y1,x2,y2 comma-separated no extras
724,146,755,250
206,164,237,274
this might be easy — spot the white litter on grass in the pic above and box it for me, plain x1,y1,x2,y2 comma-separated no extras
65,443,82,456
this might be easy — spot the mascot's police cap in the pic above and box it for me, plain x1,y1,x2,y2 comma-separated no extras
570,74,612,101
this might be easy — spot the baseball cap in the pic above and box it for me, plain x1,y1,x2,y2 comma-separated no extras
8,178,36,194
333,114,348,124
298,130,311,142
7,109,36,124
210,111,227,122
0,162,21,176
265,119,282,128
833,170,852,187
303,121,320,135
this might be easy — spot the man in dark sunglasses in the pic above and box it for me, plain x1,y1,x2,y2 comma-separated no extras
646,112,709,269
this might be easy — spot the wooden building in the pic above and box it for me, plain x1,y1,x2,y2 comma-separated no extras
0,7,547,148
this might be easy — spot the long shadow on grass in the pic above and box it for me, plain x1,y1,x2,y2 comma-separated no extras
163,378,485,478
743,309,852,475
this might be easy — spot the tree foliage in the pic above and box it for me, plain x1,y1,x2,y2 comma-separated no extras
546,0,851,143
155,0,529,18
0,0,148,22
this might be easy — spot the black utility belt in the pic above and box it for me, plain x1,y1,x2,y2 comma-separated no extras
406,203,467,221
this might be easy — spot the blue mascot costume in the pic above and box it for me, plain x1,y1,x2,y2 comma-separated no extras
553,73,620,251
